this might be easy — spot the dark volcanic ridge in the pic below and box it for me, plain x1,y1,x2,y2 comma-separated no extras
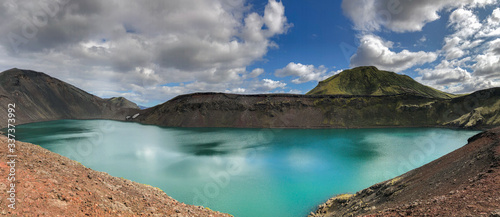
0,68,140,128
134,87,500,130
310,126,500,217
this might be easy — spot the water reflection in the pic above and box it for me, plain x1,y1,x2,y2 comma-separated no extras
14,120,481,217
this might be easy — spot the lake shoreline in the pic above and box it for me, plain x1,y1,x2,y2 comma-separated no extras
0,135,232,216
12,120,484,217
7,117,494,133
310,127,500,216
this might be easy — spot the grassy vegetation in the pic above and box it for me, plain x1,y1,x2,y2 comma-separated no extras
389,177,402,185
332,194,355,203
307,66,456,99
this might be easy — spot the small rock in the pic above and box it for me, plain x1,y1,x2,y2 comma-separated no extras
490,209,500,217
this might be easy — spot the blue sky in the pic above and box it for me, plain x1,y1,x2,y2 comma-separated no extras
0,0,499,106
250,0,357,93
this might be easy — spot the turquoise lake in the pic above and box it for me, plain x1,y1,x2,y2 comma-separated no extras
14,120,480,217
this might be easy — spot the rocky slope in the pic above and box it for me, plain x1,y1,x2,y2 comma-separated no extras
107,97,141,110
307,66,455,99
310,127,500,217
0,136,231,216
135,88,500,129
0,68,140,128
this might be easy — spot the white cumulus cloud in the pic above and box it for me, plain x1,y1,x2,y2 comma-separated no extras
350,35,437,72
341,0,498,33
473,38,500,77
0,0,291,104
275,62,339,84
256,79,287,91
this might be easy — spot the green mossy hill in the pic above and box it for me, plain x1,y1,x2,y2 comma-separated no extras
307,66,455,99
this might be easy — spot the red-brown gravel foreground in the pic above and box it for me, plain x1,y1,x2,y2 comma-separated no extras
312,127,500,217
0,136,232,217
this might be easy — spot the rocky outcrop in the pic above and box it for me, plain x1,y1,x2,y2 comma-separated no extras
135,88,500,130
0,68,140,128
0,136,231,216
106,97,140,110
310,127,500,217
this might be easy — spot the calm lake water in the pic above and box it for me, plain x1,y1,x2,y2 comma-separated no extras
15,120,480,217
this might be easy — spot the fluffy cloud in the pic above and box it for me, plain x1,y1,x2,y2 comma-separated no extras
341,0,498,32
448,8,482,39
415,59,498,93
257,79,287,91
442,36,483,60
350,35,437,72
0,0,290,104
247,68,265,78
422,7,500,93
439,8,485,60
417,60,472,85
477,8,500,37
275,62,339,84
473,38,500,77
416,38,500,93
346,1,500,94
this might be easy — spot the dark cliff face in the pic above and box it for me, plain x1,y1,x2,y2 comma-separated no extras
0,68,140,128
134,88,500,129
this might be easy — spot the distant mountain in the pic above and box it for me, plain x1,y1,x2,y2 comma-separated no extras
0,68,140,128
107,97,140,109
1,67,498,130
138,105,149,110
307,66,455,99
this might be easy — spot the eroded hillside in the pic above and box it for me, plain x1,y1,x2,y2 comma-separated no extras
0,68,140,128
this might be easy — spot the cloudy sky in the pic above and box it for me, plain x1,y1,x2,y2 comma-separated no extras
0,0,499,106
